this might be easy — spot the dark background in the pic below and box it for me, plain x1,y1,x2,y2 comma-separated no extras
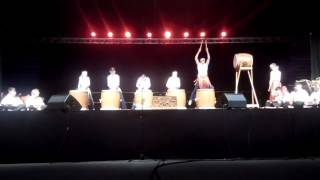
0,0,317,102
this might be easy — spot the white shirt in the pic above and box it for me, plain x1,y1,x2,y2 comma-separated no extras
78,76,90,90
310,91,320,103
107,74,120,90
282,92,293,103
270,69,281,82
166,76,181,90
25,96,45,109
291,89,310,103
0,95,24,107
197,63,208,77
136,76,151,90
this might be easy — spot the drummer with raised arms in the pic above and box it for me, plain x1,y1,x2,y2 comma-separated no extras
188,40,214,106
77,70,94,109
107,67,127,109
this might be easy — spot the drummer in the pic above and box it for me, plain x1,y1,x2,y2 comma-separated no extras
77,70,94,109
25,88,46,110
107,67,127,109
166,70,181,90
188,40,213,106
268,63,282,101
136,74,151,90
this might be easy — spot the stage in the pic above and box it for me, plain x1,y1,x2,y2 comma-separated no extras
1,108,320,164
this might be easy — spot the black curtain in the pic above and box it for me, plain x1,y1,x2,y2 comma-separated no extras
311,33,320,79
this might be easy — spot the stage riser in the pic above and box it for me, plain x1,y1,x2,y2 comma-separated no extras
0,109,320,163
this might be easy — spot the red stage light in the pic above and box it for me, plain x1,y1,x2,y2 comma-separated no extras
107,32,113,38
221,31,227,38
125,31,131,38
183,32,189,38
147,32,152,38
200,32,206,37
164,31,172,39
91,32,96,37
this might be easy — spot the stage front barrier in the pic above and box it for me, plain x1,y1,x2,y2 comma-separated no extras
166,89,186,109
100,90,120,110
195,89,216,109
133,90,153,109
69,90,89,110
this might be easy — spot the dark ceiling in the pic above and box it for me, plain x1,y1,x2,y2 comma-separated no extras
0,0,318,38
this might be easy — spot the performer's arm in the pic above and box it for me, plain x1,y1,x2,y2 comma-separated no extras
195,41,203,64
205,40,210,64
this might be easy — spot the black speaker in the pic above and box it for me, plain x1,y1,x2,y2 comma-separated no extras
223,93,247,108
47,94,81,111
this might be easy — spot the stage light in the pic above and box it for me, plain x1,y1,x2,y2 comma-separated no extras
125,31,131,38
164,31,172,39
107,32,113,38
183,32,189,38
221,31,227,38
91,32,96,37
200,32,206,37
147,32,152,38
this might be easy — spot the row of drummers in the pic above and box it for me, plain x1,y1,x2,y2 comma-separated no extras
70,70,216,110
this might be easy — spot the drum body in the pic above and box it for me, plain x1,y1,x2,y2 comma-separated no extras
69,90,89,110
166,89,186,109
195,89,216,109
134,90,153,109
233,53,253,69
100,90,120,110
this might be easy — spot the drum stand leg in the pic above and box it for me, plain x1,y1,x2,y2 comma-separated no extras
235,70,241,94
247,70,259,107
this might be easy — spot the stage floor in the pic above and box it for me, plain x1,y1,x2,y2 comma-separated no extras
1,108,320,164
1,158,320,180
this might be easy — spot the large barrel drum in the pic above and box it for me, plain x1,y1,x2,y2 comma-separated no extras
233,53,253,70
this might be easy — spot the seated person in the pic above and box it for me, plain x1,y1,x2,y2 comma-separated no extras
281,86,293,107
166,70,181,90
0,87,25,111
291,83,310,108
25,89,46,110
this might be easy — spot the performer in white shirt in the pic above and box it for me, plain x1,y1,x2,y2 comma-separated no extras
268,63,282,101
78,70,90,90
291,83,310,107
188,40,213,105
310,85,320,106
136,74,151,90
77,70,94,109
0,87,25,111
107,67,127,109
166,70,181,90
25,88,46,110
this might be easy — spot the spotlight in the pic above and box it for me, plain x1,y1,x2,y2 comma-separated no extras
200,32,206,38
91,32,96,37
125,31,131,38
183,32,189,38
107,32,113,38
221,31,227,38
164,31,172,39
147,32,152,38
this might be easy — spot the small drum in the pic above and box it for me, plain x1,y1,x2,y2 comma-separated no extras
69,90,89,110
195,89,216,109
233,53,253,70
166,89,186,109
100,90,120,110
134,90,153,109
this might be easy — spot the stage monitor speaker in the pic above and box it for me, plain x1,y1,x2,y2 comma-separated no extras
223,93,247,108
47,94,81,111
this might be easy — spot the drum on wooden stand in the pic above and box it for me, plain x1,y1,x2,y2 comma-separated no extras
166,89,186,109
100,90,120,110
69,90,89,110
233,53,253,70
134,90,153,109
195,89,216,109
